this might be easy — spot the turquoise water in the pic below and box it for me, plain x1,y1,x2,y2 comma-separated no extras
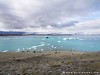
0,35,100,52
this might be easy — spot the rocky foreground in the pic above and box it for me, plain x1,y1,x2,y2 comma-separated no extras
0,51,100,75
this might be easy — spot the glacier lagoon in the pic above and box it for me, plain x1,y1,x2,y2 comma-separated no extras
0,35,100,52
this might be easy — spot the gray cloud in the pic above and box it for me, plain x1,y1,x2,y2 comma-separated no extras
48,21,78,28
0,0,100,33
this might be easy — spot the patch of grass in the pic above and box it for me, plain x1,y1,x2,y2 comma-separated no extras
50,64,61,68
22,68,27,75
48,61,61,68
89,62,100,72
66,60,74,65
31,69,38,75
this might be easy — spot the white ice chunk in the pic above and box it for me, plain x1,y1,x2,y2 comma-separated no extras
57,41,61,43
63,38,67,40
2,50,8,52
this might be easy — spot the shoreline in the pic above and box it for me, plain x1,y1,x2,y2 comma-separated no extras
0,51,99,62
0,51,86,61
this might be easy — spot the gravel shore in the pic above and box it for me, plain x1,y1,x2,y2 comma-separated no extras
0,51,100,75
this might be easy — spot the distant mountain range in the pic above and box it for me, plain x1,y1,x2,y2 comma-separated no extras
0,31,25,34
0,31,100,36
0,31,26,36
0,31,73,36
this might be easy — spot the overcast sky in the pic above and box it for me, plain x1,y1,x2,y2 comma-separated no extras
0,0,100,34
